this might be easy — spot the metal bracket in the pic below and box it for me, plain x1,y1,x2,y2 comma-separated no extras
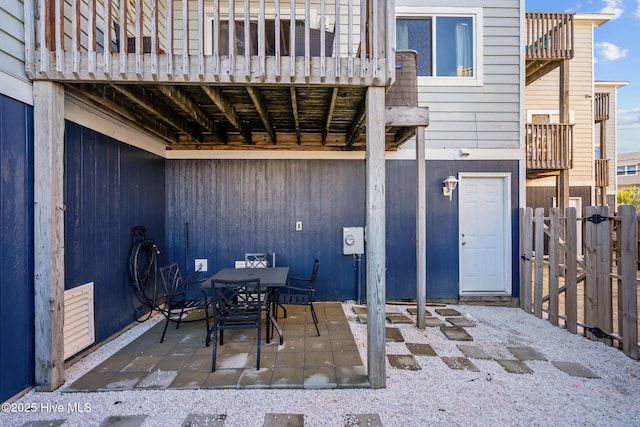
581,214,614,224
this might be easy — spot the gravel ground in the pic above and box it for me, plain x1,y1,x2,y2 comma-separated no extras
2,302,639,427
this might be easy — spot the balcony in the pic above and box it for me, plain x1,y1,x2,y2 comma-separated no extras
594,92,610,123
525,12,574,85
525,123,574,177
22,0,419,151
595,159,610,188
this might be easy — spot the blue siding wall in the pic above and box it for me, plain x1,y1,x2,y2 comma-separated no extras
425,160,520,299
64,122,165,344
0,94,34,402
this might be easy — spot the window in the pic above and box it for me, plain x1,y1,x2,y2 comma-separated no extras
396,8,482,84
617,165,638,176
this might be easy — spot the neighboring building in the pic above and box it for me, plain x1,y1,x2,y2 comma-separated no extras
525,13,625,212
617,152,640,191
1,0,523,400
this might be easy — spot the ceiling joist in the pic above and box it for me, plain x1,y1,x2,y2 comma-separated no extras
201,86,253,144
247,87,277,144
289,87,301,144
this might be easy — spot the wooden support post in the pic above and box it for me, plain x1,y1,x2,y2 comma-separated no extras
619,206,638,359
565,207,578,334
415,126,426,329
533,208,544,318
33,81,66,391
520,207,533,313
557,60,570,211
548,208,559,326
595,205,612,345
366,86,386,389
584,206,598,338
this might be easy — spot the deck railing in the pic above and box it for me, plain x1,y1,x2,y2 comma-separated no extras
525,123,574,170
24,0,393,84
595,158,610,188
525,12,574,60
594,92,610,123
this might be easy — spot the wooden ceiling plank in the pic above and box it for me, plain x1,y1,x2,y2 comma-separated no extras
201,86,252,144
289,87,301,144
322,88,339,145
246,86,277,144
157,85,228,142
345,98,367,148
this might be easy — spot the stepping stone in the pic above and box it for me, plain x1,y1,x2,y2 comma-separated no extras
385,307,402,314
406,343,437,356
98,415,147,427
446,317,476,327
357,314,367,324
508,346,547,361
496,359,533,374
440,326,473,341
385,327,405,342
352,306,367,314
551,361,600,378
406,307,432,317
386,313,414,324
435,308,462,316
441,357,480,372
344,413,383,427
388,354,421,370
424,317,446,327
182,414,226,427
264,413,304,427
457,344,492,360
21,421,66,427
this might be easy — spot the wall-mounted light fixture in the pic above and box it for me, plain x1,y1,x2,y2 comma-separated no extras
442,175,459,201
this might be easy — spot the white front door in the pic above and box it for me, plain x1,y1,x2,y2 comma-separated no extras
459,174,511,295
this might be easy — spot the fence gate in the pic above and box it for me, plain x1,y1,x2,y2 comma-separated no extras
520,205,639,359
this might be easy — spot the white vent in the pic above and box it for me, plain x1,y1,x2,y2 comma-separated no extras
63,282,95,360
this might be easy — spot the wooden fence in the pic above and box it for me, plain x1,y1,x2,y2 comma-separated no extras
520,205,639,359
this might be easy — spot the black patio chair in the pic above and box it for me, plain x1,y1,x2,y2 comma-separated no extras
208,278,265,371
159,262,211,344
278,258,320,336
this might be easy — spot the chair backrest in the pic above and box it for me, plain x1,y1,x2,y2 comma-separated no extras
308,258,320,287
244,252,275,268
212,278,263,318
160,263,184,294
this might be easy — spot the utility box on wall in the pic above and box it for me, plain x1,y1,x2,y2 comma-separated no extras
343,227,364,255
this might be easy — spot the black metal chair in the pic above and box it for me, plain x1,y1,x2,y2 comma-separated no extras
159,263,211,344
278,258,321,336
208,278,265,371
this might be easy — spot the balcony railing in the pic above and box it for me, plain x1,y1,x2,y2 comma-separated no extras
595,159,610,187
24,0,394,85
594,92,610,123
525,123,574,171
525,12,574,85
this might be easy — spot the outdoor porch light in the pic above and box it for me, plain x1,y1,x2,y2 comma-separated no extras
442,175,459,201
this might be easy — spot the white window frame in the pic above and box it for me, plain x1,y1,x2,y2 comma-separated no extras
617,165,638,176
526,109,576,124
395,7,483,87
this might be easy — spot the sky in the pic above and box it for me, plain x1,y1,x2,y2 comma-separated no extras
526,0,639,153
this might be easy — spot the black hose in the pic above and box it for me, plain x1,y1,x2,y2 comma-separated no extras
129,226,160,321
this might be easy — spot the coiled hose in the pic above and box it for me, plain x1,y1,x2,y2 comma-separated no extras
129,227,160,321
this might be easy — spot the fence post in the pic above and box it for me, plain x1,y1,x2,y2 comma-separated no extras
596,205,612,345
534,207,545,318
549,208,560,326
619,205,638,359
520,208,533,313
584,206,598,339
565,207,578,334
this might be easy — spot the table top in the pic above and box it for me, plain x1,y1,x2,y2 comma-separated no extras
208,267,289,287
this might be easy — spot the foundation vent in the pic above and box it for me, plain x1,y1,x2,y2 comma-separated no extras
63,282,95,360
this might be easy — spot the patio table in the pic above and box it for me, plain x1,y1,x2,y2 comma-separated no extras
207,267,289,344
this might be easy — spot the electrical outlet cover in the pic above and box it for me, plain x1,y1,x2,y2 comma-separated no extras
195,259,208,272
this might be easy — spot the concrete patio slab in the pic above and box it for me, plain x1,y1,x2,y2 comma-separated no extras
385,327,405,342
440,326,473,341
336,366,370,389
457,345,492,360
435,308,462,316
344,413,383,427
304,366,337,389
424,317,446,327
406,307,432,317
441,357,480,372
264,413,304,427
552,361,601,378
496,359,533,374
270,367,305,388
356,314,367,324
386,313,414,324
134,370,179,389
352,306,367,314
21,421,66,427
98,415,147,427
446,317,476,327
508,346,547,361
406,343,437,356
202,368,243,389
181,414,226,427
388,354,421,370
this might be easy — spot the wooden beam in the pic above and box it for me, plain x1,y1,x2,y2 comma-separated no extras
157,85,227,142
290,87,301,144
345,98,366,148
322,88,339,145
415,125,426,329
33,81,66,391
110,85,203,142
246,86,277,144
385,106,429,127
201,86,252,144
366,86,386,389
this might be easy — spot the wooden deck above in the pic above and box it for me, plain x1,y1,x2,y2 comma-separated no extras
525,12,574,85
525,123,574,178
